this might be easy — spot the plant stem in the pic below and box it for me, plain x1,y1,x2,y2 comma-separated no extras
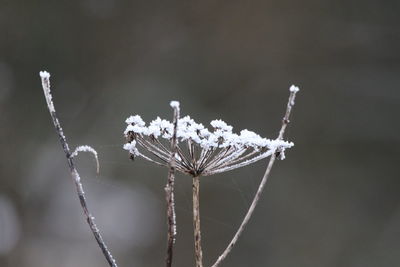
211,87,299,267
165,102,180,267
192,175,203,267
39,72,118,267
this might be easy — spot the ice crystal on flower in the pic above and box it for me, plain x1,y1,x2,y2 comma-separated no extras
123,105,294,176
125,115,145,126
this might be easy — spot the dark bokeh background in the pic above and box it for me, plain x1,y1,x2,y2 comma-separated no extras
1,1,399,266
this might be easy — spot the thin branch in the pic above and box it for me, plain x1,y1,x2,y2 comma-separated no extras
39,71,118,267
211,86,300,267
165,101,180,267
192,175,203,267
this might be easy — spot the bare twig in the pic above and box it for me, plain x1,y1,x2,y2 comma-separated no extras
211,86,300,267
192,175,203,267
39,71,118,267
165,101,180,267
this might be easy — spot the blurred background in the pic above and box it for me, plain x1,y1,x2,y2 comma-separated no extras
1,0,399,266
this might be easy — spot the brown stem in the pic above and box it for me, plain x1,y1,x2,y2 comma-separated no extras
165,169,176,267
39,72,118,267
192,175,203,267
165,102,180,267
211,87,299,267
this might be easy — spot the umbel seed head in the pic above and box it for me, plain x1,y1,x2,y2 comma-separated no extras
123,102,294,176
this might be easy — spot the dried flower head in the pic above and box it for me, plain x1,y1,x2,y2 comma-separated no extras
123,102,294,176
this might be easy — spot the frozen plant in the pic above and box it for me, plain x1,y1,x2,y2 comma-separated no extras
124,86,299,267
123,113,294,176
39,69,299,267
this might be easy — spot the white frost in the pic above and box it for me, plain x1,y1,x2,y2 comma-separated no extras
71,145,100,173
289,85,300,93
123,141,139,157
124,112,294,152
210,119,233,132
123,101,295,176
126,115,145,126
39,71,50,78
170,101,180,108
39,70,55,113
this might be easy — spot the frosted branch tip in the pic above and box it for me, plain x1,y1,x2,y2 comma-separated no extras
40,71,50,78
289,85,300,93
170,101,180,109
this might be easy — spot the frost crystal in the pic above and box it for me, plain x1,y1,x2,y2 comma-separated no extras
289,85,300,93
123,104,294,176
70,145,100,174
40,70,55,113
39,71,50,78
170,101,180,108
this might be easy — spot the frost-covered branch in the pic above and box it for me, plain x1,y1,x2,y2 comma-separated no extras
211,85,300,267
39,71,118,267
165,101,180,267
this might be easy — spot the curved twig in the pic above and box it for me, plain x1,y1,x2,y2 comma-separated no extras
39,71,118,267
71,145,100,174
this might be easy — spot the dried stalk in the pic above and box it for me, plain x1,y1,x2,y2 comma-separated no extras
165,101,180,267
192,175,203,267
211,87,299,267
39,71,118,267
